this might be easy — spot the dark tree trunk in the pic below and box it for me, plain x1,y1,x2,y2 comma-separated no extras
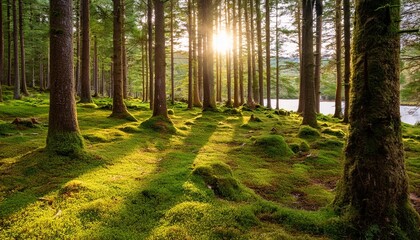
250,0,258,103
275,0,280,109
152,0,168,117
13,0,20,99
255,0,264,106
297,0,304,113
233,0,239,108
245,0,254,108
147,0,154,109
142,39,146,102
192,2,202,107
122,0,128,99
333,0,342,118
333,0,420,237
101,62,105,96
238,0,244,105
342,0,350,123
188,0,193,109
7,0,11,86
170,0,175,104
110,0,133,120
19,0,28,96
93,36,98,97
265,0,271,109
80,0,92,103
145,37,149,101
301,0,317,127
47,0,84,155
314,0,323,113
0,0,3,101
75,0,81,96
39,58,44,91
226,1,232,107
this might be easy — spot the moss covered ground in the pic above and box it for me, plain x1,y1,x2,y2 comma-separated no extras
1,87,419,239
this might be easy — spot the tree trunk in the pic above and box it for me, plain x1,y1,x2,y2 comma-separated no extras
170,0,175,104
256,0,264,106
47,0,84,155
245,0,254,108
122,0,128,99
147,0,154,109
342,0,350,123
233,0,239,108
333,1,420,237
19,0,28,96
93,36,98,97
75,0,81,96
226,1,232,107
301,0,317,127
153,0,168,118
110,0,133,120
0,0,3,101
275,0,280,109
250,0,258,103
192,2,202,107
80,0,92,103
39,58,44,91
314,0,323,113
238,0,244,105
333,0,342,118
199,0,216,110
7,0,12,86
265,0,271,109
13,0,20,100
188,0,193,109
297,0,304,113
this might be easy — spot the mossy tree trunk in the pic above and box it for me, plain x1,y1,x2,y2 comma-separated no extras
110,0,133,120
47,0,84,155
152,0,169,118
301,0,317,128
314,0,322,113
333,0,420,238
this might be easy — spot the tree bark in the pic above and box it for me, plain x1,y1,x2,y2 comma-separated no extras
152,0,169,117
297,0,304,113
80,0,92,103
275,0,280,109
122,0,128,99
47,0,84,155
250,0,258,104
93,36,98,97
192,2,202,107
0,0,3,101
314,0,323,113
147,0,154,109
255,0,264,106
7,0,12,86
75,0,81,96
170,0,175,104
19,0,28,96
245,0,254,108
333,0,342,118
226,1,232,107
13,0,20,99
238,0,244,105
188,0,193,109
301,0,317,127
233,0,239,108
265,0,271,109
342,0,350,123
333,1,420,237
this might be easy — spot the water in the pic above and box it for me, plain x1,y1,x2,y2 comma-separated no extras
264,99,420,125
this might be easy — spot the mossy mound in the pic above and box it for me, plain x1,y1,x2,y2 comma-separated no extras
46,131,85,156
298,126,321,139
253,135,294,158
274,109,290,116
312,139,344,149
223,108,242,116
167,109,175,115
78,103,98,109
83,133,110,143
119,126,142,133
59,180,88,198
149,225,191,240
249,114,262,122
192,162,246,201
140,116,177,134
322,128,345,138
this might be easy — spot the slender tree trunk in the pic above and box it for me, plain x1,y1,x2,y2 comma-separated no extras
110,0,133,120
238,0,244,105
297,0,304,113
314,0,323,113
192,2,202,107
233,0,239,107
0,0,3,101
265,0,271,109
142,39,146,102
7,0,12,86
75,0,81,96
275,0,280,109
343,0,350,123
93,36,98,97
122,0,128,99
145,36,149,101
333,1,420,237
188,0,193,109
301,0,317,127
39,58,44,91
101,62,104,96
12,0,20,99
18,0,28,96
147,0,154,109
197,2,203,102
250,0,258,103
170,0,175,104
47,0,84,155
226,1,232,107
333,0,342,118
80,0,92,103
256,0,264,106
245,0,254,108
153,0,168,117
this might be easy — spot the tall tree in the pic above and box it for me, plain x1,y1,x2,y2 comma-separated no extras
46,0,84,155
152,0,168,117
0,0,3,101
147,0,154,109
238,0,244,105
314,0,323,113
275,0,280,109
245,0,254,108
333,1,420,238
233,0,239,107
255,0,264,106
110,0,134,120
342,0,350,123
93,36,98,97
297,0,304,113
12,0,20,99
19,0,28,96
75,0,81,95
301,0,317,127
80,0,92,103
199,0,216,110
265,0,271,109
192,2,202,107
333,0,342,118
170,0,175,104
7,0,11,86
226,1,232,107
187,0,193,109
250,0,258,103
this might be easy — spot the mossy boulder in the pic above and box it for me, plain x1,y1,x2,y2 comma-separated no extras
167,109,175,115
298,126,321,139
192,162,245,201
140,116,177,134
253,135,294,158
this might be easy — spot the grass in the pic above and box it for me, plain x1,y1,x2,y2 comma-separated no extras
0,87,419,239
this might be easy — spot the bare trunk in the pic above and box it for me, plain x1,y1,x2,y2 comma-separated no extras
233,0,239,107
80,0,92,103
256,0,264,106
13,0,20,99
314,0,323,113
265,0,271,109
93,36,98,97
170,0,175,104
245,0,254,107
147,0,154,109
333,0,342,118
250,0,258,103
343,0,350,123
19,0,28,96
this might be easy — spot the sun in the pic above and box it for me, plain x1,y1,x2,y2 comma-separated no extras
213,31,233,53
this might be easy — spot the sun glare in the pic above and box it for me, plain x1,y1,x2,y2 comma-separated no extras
213,31,233,53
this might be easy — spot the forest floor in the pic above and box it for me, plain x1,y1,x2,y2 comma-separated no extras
0,87,419,239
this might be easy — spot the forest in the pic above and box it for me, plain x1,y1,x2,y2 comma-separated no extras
0,0,419,239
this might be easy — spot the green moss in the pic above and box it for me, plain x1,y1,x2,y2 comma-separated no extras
253,135,294,158
300,141,310,152
274,109,290,116
298,126,321,139
78,103,98,109
140,116,177,134
167,109,175,115
119,126,142,133
322,128,346,138
83,133,109,143
46,130,85,156
223,108,242,115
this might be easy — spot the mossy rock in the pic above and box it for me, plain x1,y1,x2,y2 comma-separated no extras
253,135,294,158
167,109,175,115
184,120,195,126
300,141,310,152
298,126,321,139
59,180,88,198
322,128,346,138
140,116,177,134
99,103,113,110
192,162,245,201
289,143,300,153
